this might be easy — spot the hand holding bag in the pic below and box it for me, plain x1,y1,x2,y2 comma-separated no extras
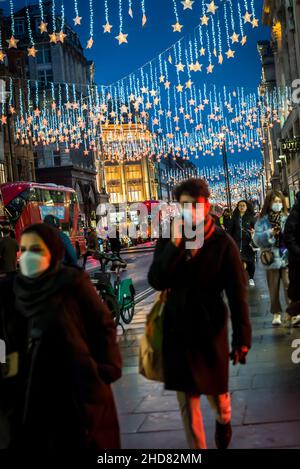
139,291,167,382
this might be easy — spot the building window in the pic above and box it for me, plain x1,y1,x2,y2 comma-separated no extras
53,149,61,167
14,19,25,37
34,17,41,33
125,164,142,181
37,68,53,84
37,47,51,65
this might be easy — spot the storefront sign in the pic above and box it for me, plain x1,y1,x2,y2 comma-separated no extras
280,137,300,152
39,205,65,220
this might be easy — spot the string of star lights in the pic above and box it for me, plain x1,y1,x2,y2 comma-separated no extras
0,24,6,62
116,0,128,44
103,0,112,33
38,0,48,33
128,0,133,18
141,0,147,27
26,6,37,57
86,0,94,48
172,0,183,33
73,0,82,25
7,0,19,49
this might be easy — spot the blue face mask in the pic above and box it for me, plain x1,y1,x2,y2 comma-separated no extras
19,251,50,278
272,203,283,213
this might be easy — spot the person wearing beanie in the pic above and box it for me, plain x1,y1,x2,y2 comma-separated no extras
43,215,78,268
0,223,122,449
148,178,251,450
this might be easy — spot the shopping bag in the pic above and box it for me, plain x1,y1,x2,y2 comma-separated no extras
139,294,166,382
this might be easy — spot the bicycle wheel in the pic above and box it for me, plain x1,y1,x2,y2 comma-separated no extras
120,304,135,325
103,293,121,325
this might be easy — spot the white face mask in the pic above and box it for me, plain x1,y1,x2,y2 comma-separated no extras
272,202,283,213
19,251,50,278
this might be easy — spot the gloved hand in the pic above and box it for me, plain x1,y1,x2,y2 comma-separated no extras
230,346,249,365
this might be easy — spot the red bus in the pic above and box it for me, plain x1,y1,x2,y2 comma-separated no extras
0,182,86,258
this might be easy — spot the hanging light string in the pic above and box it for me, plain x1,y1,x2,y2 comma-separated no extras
211,15,217,56
89,0,94,38
119,0,123,33
74,0,79,18
237,1,245,38
105,0,110,23
224,1,231,50
217,17,223,60
60,1,65,30
10,0,15,36
39,0,45,21
228,0,236,35
141,0,147,26
172,0,179,23
52,0,56,32
26,7,34,47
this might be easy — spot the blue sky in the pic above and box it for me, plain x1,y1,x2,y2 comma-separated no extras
6,0,271,168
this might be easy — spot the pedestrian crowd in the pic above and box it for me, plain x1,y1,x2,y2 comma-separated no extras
0,179,300,450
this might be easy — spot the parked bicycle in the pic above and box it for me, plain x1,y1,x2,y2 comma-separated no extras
90,252,135,326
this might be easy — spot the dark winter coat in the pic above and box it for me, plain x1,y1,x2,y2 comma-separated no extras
284,193,300,301
230,212,255,263
0,267,122,450
148,228,251,396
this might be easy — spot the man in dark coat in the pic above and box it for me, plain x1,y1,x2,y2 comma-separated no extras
148,179,251,450
284,192,300,324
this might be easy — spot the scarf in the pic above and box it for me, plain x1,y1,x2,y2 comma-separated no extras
13,267,77,320
187,214,216,258
268,210,282,248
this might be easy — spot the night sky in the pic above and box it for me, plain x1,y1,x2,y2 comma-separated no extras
4,0,271,167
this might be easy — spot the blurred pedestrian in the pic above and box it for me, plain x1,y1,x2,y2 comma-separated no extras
230,200,256,287
0,223,122,449
220,208,232,233
44,215,78,267
253,190,289,326
284,191,300,326
0,226,19,277
148,178,251,450
82,227,99,270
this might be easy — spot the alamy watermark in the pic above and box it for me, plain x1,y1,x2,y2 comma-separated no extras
96,202,206,250
291,339,300,364
0,339,6,364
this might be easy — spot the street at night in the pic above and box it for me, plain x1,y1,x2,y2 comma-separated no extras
1,0,300,462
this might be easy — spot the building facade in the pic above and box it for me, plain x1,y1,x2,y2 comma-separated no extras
4,2,101,224
261,0,300,205
0,10,35,184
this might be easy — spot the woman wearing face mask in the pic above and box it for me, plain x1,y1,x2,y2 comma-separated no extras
253,191,289,326
0,223,122,449
229,200,256,287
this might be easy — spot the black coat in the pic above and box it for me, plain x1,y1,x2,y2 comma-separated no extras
284,193,300,301
148,228,251,395
0,268,122,450
229,212,255,262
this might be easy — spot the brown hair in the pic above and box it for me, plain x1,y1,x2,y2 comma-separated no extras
260,190,288,217
174,178,210,201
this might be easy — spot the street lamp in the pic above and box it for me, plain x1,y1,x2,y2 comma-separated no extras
219,133,232,212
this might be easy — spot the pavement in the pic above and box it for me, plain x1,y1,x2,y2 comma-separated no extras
113,263,300,449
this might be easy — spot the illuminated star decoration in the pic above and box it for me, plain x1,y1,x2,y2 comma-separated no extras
252,18,259,28
27,46,37,57
0,50,6,62
73,16,82,26
39,21,48,33
243,12,252,23
200,15,209,26
206,1,218,15
1,116,7,125
172,22,183,32
207,64,214,74
103,22,113,33
57,31,67,43
181,0,194,10
226,49,235,59
115,32,128,45
49,32,57,44
200,47,206,56
176,84,183,93
241,36,247,46
86,37,94,48
231,33,240,44
6,36,19,49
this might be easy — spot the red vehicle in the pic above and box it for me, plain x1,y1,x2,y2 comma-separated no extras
0,182,86,258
